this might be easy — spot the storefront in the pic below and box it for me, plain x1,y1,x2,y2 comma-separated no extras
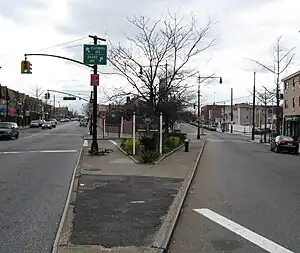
284,115,300,139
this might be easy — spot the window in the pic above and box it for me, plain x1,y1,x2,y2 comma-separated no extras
284,82,287,89
285,100,288,108
299,97,300,107
293,98,295,108
293,79,295,87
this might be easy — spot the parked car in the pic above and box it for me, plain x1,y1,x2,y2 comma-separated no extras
79,119,88,127
0,122,19,139
39,119,44,127
270,135,299,155
30,120,40,128
42,121,52,129
50,121,56,128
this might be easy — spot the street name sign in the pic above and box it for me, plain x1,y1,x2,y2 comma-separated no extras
83,44,107,65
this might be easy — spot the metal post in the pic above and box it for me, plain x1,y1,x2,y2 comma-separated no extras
53,95,55,119
230,88,233,133
120,116,124,138
252,72,256,140
102,118,105,138
133,112,136,155
264,87,267,143
89,90,93,135
197,76,201,139
91,37,98,154
159,112,163,155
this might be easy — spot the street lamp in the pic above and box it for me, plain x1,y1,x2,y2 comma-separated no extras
197,75,222,139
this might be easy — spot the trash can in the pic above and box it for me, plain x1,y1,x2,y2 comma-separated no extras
184,138,190,152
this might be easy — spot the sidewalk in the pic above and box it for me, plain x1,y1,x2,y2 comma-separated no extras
56,137,205,253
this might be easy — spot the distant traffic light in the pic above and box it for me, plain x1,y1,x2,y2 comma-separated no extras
44,92,50,99
63,96,76,100
21,60,32,74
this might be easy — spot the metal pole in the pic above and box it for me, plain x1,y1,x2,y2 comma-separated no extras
197,75,200,139
91,37,98,154
120,116,124,138
159,112,163,155
133,112,136,155
53,95,55,119
230,88,233,133
89,91,93,135
252,72,256,140
264,87,267,143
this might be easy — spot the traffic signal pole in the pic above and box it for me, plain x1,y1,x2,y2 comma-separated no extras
89,35,106,155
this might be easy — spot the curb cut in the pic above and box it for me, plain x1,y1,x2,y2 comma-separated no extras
152,140,206,253
51,145,84,253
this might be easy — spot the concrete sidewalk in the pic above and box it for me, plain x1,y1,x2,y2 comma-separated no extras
56,138,205,253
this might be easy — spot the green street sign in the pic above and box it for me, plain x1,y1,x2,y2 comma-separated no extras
83,44,107,65
63,97,76,100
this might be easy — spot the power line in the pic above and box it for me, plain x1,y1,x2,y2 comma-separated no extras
203,95,252,105
33,36,88,52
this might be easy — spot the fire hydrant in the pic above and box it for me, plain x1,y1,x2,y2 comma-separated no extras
184,138,190,152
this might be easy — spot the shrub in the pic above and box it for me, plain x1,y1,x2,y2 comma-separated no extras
124,138,140,155
168,132,187,143
165,136,180,149
140,149,160,164
140,136,157,151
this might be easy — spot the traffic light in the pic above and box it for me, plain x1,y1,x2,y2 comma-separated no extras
44,92,50,99
63,96,76,100
21,60,32,74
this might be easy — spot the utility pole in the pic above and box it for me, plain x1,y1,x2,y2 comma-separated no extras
197,75,201,139
230,88,233,133
264,87,267,143
252,72,256,141
89,35,106,154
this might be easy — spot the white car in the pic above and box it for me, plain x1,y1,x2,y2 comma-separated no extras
30,120,40,128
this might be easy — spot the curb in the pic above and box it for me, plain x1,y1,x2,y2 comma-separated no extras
115,144,141,164
154,144,184,164
51,144,84,253
152,140,206,253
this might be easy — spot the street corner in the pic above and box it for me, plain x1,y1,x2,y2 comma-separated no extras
67,175,183,251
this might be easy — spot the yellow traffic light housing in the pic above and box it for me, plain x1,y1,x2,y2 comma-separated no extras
21,60,32,74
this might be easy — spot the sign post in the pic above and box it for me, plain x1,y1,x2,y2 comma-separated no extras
159,112,163,154
133,112,136,155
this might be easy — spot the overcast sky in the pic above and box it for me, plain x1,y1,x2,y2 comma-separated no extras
0,0,300,111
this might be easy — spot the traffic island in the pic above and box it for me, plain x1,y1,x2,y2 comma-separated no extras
54,139,206,253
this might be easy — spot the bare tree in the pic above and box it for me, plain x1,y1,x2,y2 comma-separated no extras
108,13,215,121
246,36,295,134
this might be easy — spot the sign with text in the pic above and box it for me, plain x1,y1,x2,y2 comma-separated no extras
83,44,107,65
136,116,159,132
90,74,99,86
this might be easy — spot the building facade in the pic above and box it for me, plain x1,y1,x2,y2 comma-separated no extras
282,70,300,138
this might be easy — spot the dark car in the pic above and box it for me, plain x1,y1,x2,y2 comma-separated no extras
0,122,19,139
270,135,299,154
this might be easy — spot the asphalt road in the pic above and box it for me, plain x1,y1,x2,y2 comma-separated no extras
0,121,87,253
170,123,300,252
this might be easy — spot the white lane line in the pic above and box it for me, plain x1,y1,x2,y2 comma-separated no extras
0,150,78,155
83,140,88,147
109,140,118,145
193,208,293,253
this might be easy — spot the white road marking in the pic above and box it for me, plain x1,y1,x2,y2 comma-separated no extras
83,140,88,147
0,150,78,155
193,208,293,253
131,200,145,204
109,140,118,145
